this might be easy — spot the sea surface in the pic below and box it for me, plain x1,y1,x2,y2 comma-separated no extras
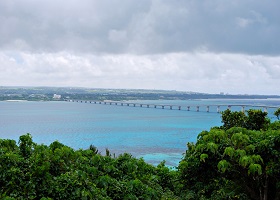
0,99,279,167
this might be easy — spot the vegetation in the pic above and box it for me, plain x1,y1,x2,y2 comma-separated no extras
178,109,280,200
1,86,280,101
274,108,280,120
0,134,181,199
1,109,280,199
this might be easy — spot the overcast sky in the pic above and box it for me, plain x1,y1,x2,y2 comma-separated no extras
0,0,280,94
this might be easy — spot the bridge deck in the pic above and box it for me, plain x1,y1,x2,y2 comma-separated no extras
67,100,279,113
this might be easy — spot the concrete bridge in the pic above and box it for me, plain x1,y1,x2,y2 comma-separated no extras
66,100,279,113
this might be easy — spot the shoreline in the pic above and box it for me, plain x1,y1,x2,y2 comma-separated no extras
5,100,28,102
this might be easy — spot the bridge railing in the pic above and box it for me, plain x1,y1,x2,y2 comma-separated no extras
66,99,279,113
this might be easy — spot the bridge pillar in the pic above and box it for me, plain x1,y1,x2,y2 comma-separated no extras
170,106,172,110
110,102,112,105
217,106,220,113
206,106,209,112
127,103,129,106
154,105,157,108
104,102,106,104
140,104,142,107
187,106,190,111
121,103,123,106
228,105,231,110
241,106,245,113
134,104,136,107
178,106,181,110
162,105,164,109
197,106,199,112
147,105,149,108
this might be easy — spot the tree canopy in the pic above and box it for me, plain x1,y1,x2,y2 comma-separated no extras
178,109,280,200
1,109,280,199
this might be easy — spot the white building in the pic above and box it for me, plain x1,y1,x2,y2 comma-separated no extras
53,94,61,99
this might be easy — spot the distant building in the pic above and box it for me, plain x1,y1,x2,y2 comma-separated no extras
53,94,61,99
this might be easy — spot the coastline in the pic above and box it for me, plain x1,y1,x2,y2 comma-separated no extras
5,100,28,102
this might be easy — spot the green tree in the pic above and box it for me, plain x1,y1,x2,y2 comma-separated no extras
246,109,269,130
1,134,180,199
221,109,269,131
18,133,34,158
274,108,280,120
178,127,280,200
221,109,247,130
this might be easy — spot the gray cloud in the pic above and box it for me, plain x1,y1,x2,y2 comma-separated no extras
0,0,280,94
0,51,279,94
1,0,279,55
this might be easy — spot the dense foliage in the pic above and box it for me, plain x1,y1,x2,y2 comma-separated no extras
178,109,280,200
0,134,181,199
1,109,280,199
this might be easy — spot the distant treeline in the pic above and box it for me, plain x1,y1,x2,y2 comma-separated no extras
1,109,280,199
1,86,279,101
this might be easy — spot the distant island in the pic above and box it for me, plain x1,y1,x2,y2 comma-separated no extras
1,86,280,101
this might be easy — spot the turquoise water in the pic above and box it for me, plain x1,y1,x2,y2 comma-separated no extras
0,99,279,166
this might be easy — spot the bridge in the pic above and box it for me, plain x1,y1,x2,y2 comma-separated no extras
66,100,279,113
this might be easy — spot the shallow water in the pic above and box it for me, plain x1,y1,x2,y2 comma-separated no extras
0,99,279,166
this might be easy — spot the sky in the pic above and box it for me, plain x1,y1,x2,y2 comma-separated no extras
0,0,280,95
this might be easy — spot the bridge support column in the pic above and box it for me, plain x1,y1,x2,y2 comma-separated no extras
140,104,142,107
196,106,199,112
187,106,190,111
127,103,129,106
147,105,149,108
99,102,101,104
217,106,220,113
178,106,181,110
228,105,231,110
115,103,117,105
162,106,164,109
241,106,245,113
121,103,123,106
154,105,157,108
206,106,209,112
134,104,136,107
170,106,172,110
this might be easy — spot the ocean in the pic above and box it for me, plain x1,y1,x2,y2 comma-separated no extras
0,99,279,167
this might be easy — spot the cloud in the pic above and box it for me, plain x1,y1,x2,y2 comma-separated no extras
236,17,253,28
1,50,279,94
236,10,267,28
0,0,279,55
0,0,279,94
